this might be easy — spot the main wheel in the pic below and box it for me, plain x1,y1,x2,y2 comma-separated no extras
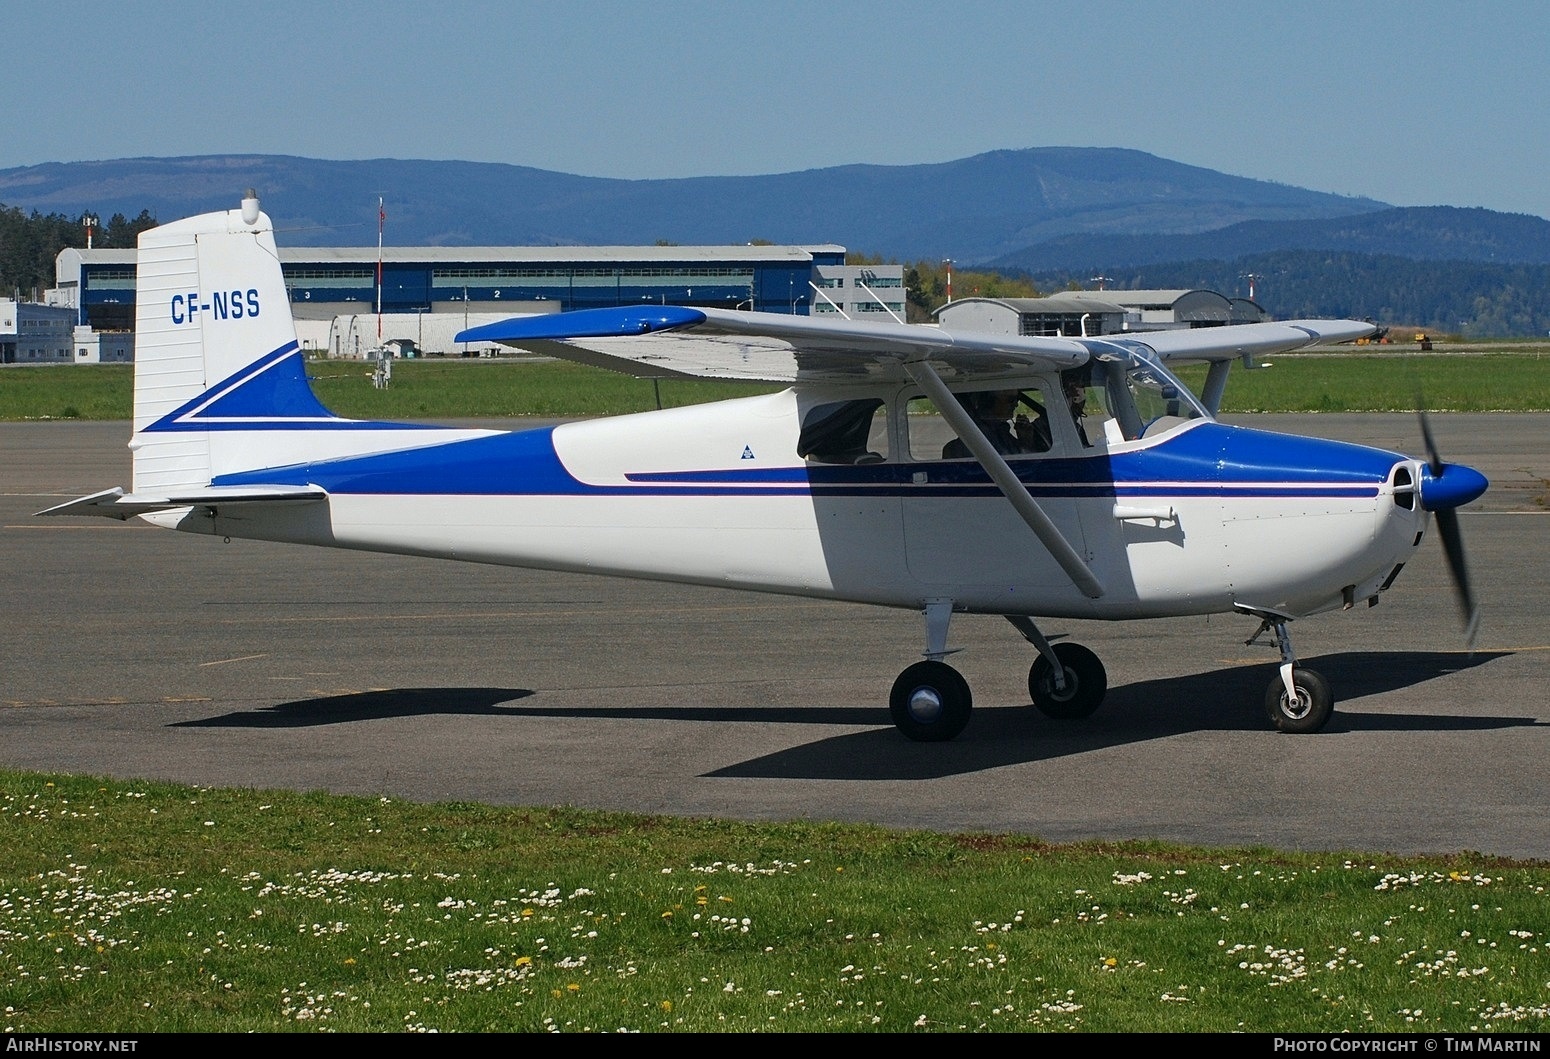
1263,667,1334,733
1028,642,1108,719
890,661,972,742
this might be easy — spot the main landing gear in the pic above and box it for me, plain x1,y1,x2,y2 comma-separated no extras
1246,613,1335,734
888,604,1337,741
888,601,976,741
887,604,1111,742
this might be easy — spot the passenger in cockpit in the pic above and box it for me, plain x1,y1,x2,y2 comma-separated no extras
942,389,1051,458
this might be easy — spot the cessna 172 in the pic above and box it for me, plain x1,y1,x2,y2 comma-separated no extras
41,193,1488,742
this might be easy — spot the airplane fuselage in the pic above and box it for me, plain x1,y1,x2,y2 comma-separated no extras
159,388,1426,622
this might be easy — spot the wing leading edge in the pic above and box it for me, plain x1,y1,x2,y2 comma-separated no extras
458,306,1375,384
458,306,1093,383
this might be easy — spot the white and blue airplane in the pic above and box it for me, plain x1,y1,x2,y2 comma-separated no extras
41,193,1487,741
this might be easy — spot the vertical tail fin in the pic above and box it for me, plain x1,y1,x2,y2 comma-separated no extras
132,191,336,492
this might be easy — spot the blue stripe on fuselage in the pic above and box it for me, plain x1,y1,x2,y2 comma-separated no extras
212,421,1402,500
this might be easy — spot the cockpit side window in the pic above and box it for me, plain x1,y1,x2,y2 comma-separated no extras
906,381,1065,461
798,398,889,464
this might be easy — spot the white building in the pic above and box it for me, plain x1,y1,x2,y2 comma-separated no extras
935,289,1267,337
1,299,78,363
810,264,908,320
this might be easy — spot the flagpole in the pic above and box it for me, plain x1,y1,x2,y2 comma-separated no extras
376,197,385,340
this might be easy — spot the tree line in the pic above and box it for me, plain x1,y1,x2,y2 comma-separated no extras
848,253,1045,322
1017,250,1550,338
0,204,157,299
847,247,1550,337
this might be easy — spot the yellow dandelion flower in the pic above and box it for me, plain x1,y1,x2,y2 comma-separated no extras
660,1000,673,1013
695,885,708,893
551,989,563,999
1103,957,1118,967
344,958,355,965
521,908,535,917
718,895,733,903
662,911,673,919
696,896,708,906
515,956,533,966
567,983,580,992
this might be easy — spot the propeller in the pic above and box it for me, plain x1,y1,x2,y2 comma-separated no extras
1416,405,1483,648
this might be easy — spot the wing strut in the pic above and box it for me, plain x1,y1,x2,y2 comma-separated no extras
905,360,1104,599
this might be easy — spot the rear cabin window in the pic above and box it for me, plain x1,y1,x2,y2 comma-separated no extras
797,399,889,464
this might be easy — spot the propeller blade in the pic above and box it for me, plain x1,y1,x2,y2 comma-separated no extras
1416,400,1480,648
1433,507,1479,649
1417,404,1444,476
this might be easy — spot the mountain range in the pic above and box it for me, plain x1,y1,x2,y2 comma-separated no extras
0,148,1398,262
4,149,1548,334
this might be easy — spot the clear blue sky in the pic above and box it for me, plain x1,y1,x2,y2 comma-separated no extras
15,0,1550,219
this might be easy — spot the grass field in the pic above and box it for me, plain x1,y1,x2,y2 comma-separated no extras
4,349,1550,421
3,770,1547,1034
1173,351,1550,413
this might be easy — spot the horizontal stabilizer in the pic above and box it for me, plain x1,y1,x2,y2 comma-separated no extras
37,484,328,521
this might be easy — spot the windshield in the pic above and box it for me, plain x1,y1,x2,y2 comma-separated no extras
1081,345,1210,443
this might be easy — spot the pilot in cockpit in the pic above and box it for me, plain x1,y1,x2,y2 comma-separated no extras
1062,369,1091,446
942,389,1051,458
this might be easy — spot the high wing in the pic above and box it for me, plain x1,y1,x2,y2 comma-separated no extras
458,305,1091,383
457,306,1374,383
1080,319,1377,364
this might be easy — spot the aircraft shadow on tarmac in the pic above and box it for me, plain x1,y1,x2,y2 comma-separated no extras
712,650,1536,780
167,651,1538,782
172,687,534,727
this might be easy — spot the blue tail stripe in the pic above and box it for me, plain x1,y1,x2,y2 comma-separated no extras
144,342,434,432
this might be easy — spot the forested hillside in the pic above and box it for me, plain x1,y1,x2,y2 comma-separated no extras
1019,251,1550,336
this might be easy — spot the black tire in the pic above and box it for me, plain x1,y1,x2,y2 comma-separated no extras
1028,642,1108,719
1264,667,1334,733
890,661,972,742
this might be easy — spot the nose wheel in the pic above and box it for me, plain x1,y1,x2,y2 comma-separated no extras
1246,610,1336,733
1264,666,1333,733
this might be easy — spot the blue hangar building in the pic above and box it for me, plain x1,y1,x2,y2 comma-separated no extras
55,244,905,358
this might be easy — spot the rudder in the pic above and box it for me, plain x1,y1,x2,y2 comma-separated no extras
131,191,311,492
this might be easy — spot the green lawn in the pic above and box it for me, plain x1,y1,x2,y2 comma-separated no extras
4,351,1549,421
3,770,1546,1033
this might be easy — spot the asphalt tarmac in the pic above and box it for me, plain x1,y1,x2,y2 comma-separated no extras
3,415,1547,859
